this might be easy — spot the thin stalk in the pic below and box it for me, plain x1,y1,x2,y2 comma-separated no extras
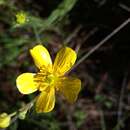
117,72,128,129
100,110,106,130
72,18,130,70
33,25,41,43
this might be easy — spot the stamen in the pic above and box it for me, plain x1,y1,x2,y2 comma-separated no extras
34,71,56,91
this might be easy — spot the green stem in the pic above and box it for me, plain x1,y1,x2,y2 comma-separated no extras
9,112,17,117
32,25,41,43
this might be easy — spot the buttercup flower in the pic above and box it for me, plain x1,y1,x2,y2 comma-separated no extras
16,44,81,113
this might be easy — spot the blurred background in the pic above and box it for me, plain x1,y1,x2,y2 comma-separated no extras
0,0,130,129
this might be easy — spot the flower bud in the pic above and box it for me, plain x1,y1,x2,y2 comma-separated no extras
0,113,11,128
16,11,27,25
18,109,28,120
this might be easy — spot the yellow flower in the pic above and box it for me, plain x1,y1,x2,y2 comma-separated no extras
16,44,81,113
16,11,27,25
0,113,11,128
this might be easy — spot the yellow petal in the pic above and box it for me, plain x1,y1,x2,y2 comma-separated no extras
36,87,55,113
53,47,77,76
30,45,52,70
16,73,38,94
57,77,81,103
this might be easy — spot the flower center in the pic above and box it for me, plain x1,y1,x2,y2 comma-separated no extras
34,71,56,91
45,74,55,85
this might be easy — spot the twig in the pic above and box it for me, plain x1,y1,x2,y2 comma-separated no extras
72,18,130,70
75,27,99,53
64,25,82,45
66,106,77,130
96,0,106,7
100,110,106,130
119,3,130,12
113,113,130,130
117,72,128,129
